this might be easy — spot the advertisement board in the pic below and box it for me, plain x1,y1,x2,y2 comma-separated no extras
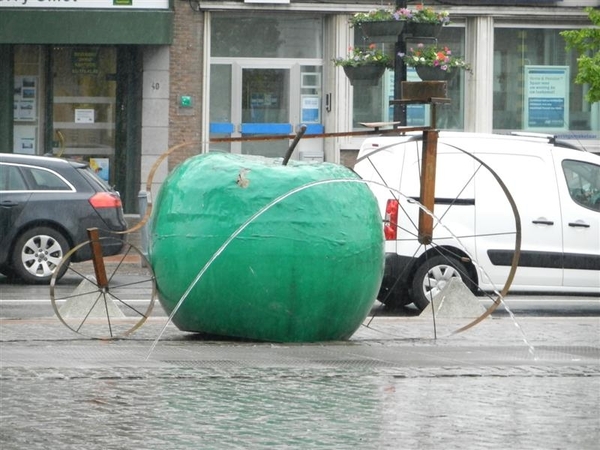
524,65,570,132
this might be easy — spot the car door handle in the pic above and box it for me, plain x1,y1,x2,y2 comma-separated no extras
532,219,554,225
568,221,590,228
0,200,18,208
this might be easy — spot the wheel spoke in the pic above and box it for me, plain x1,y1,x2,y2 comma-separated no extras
74,290,104,333
21,253,37,264
50,237,156,340
44,238,63,255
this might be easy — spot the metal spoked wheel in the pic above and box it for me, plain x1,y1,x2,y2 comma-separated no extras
355,134,521,332
50,235,156,340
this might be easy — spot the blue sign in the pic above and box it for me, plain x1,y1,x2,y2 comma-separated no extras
528,98,565,128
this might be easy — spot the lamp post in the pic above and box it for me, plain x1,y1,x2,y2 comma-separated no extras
393,0,408,123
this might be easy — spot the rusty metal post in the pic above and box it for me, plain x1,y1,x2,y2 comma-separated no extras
282,124,307,166
87,227,109,288
418,129,438,245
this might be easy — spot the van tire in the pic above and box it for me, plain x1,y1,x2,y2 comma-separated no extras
411,255,470,311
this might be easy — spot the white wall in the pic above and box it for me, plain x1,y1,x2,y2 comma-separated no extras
141,45,170,203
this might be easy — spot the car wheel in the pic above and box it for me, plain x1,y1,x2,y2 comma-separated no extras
11,227,70,284
411,255,470,311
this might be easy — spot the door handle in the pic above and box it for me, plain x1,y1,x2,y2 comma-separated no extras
0,200,18,208
568,221,590,228
532,219,554,225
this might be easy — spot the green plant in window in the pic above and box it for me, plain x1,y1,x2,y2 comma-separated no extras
560,7,600,104
399,43,471,73
333,44,394,68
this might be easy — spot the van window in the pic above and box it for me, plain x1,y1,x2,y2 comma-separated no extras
562,160,600,211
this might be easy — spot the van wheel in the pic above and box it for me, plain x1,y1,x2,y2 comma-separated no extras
411,255,470,311
11,227,70,284
378,284,412,308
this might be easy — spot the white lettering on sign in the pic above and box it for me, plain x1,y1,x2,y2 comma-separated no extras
0,0,169,8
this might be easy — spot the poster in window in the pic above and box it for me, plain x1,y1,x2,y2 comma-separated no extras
75,109,95,124
524,66,569,132
301,95,320,123
90,158,110,183
13,76,37,121
13,125,36,154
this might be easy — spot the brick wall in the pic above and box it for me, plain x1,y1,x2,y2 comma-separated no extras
168,4,205,170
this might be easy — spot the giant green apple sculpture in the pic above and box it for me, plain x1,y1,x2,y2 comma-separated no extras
148,152,384,342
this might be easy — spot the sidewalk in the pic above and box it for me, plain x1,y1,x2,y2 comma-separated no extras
1,313,599,449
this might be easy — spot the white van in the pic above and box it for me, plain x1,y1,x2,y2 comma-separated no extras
354,132,600,310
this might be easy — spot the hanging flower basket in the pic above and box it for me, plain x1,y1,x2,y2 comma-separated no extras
415,66,458,81
343,65,387,86
399,43,471,81
405,22,443,38
333,45,393,86
360,20,405,42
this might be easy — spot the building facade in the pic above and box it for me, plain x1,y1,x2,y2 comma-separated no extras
1,0,598,213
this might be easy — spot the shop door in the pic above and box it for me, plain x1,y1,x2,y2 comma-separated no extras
51,46,116,185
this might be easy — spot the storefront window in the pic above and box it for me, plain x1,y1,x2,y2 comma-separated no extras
352,27,466,130
493,28,598,136
13,45,44,154
212,14,323,59
209,13,324,159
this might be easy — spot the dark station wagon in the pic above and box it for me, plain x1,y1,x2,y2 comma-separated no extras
0,154,127,284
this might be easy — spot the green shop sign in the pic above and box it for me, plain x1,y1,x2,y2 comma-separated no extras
0,0,168,9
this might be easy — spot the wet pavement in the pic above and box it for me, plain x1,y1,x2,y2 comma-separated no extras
1,306,599,449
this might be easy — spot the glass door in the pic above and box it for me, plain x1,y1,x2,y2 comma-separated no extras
51,46,117,184
240,67,290,158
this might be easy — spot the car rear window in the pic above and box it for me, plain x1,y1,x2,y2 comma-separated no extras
0,164,73,191
78,166,112,192
27,166,72,191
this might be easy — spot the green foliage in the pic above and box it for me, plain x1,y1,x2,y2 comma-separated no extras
560,8,600,104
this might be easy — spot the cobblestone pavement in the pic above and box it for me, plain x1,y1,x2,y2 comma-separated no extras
1,314,599,449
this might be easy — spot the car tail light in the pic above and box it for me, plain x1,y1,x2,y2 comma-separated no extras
89,192,122,209
384,199,398,240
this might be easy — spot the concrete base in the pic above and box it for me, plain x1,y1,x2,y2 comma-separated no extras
58,276,125,318
420,278,486,319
